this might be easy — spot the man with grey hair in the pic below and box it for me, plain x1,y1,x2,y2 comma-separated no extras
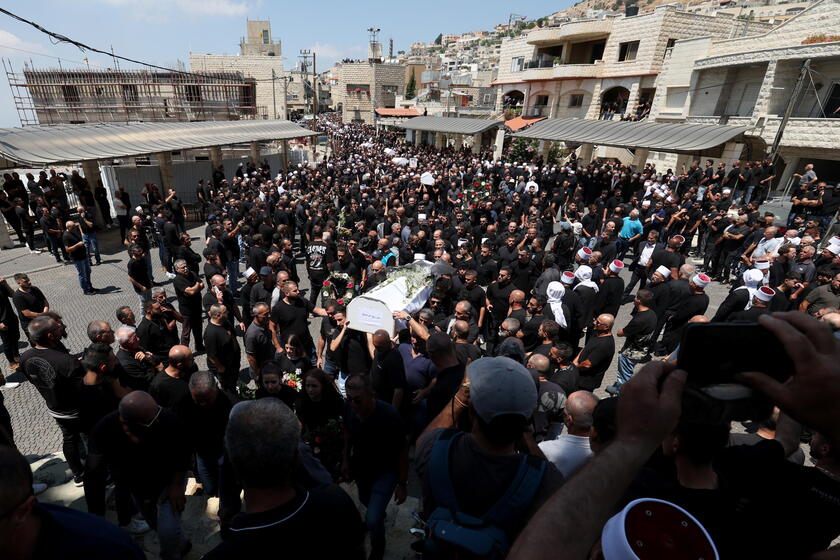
244,302,274,380
538,390,598,478
203,399,363,558
86,320,115,344
84,391,190,560
115,326,157,391
172,258,205,350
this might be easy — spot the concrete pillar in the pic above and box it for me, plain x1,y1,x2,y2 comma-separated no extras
280,140,289,173
81,160,106,226
585,82,604,120
578,143,594,164
413,130,422,146
435,132,445,150
493,128,505,161
249,141,260,165
0,212,13,249
540,141,551,161
210,146,223,169
632,148,650,170
471,133,482,155
624,82,641,117
157,152,174,191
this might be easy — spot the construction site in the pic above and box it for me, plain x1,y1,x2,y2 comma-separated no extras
3,62,265,126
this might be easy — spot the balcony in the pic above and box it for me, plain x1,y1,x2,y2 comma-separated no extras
553,61,602,79
521,65,556,82
527,19,613,45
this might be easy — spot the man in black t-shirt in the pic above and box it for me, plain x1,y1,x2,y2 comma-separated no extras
244,302,275,380
574,313,615,392
369,330,408,413
19,315,86,483
343,374,407,560
0,277,21,369
148,345,196,408
609,289,657,395
62,220,95,294
136,301,169,363
12,273,48,342
203,398,364,559
305,231,332,305
204,304,241,392
173,259,205,351
84,391,191,559
269,280,329,360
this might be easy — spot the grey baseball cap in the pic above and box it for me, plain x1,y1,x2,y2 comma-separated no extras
467,357,537,423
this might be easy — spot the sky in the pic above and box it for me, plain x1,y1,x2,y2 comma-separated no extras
0,0,571,127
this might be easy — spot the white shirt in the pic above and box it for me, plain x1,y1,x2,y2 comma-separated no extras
538,433,593,478
638,242,656,267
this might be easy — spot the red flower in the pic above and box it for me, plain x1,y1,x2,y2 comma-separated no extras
323,280,331,286
347,282,354,289
337,298,344,305
458,193,463,198
315,436,323,444
287,379,297,389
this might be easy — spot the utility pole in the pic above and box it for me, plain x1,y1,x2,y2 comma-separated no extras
445,83,452,117
271,68,277,119
299,49,317,116
312,51,318,117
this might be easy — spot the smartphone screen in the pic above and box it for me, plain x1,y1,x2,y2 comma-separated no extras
677,322,794,387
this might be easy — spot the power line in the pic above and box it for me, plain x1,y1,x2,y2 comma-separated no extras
0,7,228,82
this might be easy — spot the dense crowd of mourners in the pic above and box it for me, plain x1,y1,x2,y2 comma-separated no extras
1,111,840,560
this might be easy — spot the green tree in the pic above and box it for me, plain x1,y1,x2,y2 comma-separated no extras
406,72,417,99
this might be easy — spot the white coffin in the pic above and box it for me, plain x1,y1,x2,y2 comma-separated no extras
346,261,434,336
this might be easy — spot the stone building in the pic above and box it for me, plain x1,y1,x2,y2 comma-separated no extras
189,20,287,120
650,0,840,184
335,62,405,124
493,6,771,122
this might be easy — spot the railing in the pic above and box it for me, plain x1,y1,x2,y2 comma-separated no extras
524,58,554,69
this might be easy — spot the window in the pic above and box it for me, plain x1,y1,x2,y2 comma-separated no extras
664,87,688,110
534,95,549,107
482,93,492,103
262,30,270,44
510,57,524,72
568,93,584,108
618,41,640,62
664,38,677,59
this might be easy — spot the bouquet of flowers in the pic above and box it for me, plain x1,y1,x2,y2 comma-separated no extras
462,180,492,211
321,272,355,305
282,371,302,391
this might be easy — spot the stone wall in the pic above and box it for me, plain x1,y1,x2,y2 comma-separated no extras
190,54,286,119
701,0,840,60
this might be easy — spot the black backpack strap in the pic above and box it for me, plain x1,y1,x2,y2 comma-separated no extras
482,454,546,528
428,428,462,512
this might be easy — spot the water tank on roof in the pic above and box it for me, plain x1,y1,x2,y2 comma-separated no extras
626,5,640,16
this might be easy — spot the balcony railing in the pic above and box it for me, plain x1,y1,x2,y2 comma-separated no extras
524,58,555,69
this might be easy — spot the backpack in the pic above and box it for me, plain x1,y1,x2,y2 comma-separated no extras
422,429,546,559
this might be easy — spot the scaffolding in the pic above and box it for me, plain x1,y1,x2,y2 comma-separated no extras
3,60,267,126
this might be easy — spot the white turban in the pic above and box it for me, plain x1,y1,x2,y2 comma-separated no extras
546,281,567,329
